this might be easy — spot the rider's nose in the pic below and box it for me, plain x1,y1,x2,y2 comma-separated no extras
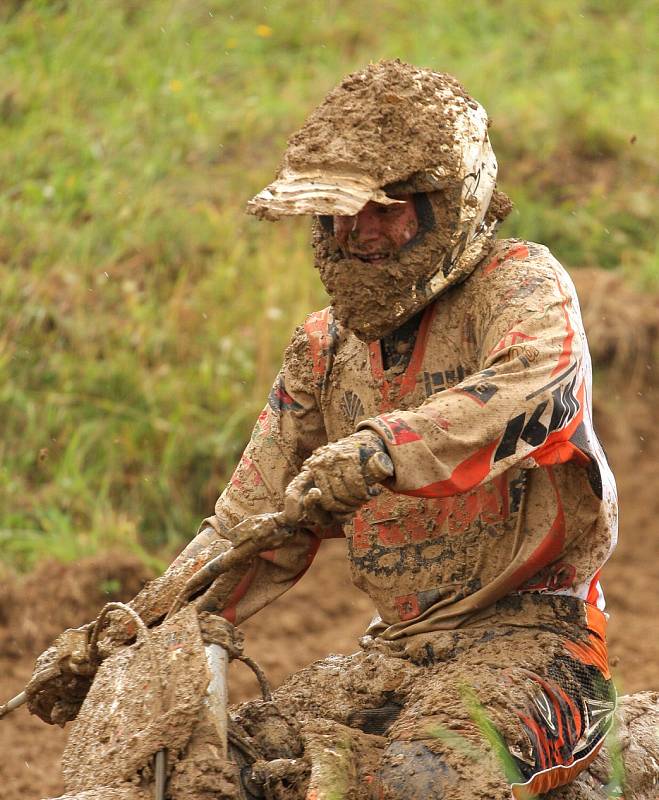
351,208,381,243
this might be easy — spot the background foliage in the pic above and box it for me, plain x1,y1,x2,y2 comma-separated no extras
1,0,657,568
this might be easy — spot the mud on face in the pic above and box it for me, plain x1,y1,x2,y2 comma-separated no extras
313,189,462,342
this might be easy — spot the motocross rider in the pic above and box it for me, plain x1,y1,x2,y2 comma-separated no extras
27,60,618,799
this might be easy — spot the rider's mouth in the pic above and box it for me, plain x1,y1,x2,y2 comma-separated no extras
353,253,389,263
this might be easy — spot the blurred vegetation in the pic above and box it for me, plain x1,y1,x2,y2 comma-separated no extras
1,0,657,568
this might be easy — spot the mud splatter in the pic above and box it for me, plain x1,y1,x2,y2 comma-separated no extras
285,60,476,188
61,607,210,794
485,189,514,227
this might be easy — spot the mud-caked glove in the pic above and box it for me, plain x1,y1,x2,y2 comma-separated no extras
25,624,98,726
284,430,394,526
25,528,234,726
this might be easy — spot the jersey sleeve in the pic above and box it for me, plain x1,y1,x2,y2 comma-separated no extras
199,318,339,624
358,243,591,498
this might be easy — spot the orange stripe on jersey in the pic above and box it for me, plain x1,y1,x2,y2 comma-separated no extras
368,303,438,412
219,561,259,624
401,438,500,498
586,570,602,605
399,303,438,397
506,244,530,262
304,307,333,380
550,282,575,378
484,243,530,274
534,439,590,467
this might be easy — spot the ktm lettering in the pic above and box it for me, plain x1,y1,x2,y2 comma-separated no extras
494,378,579,462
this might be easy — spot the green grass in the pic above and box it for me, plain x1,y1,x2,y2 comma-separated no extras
1,0,657,567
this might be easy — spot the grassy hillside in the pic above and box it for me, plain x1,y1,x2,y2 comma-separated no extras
1,0,657,567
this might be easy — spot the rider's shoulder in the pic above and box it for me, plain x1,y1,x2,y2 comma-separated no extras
282,307,343,379
470,238,567,290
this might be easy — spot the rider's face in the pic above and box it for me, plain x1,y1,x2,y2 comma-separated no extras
333,196,419,262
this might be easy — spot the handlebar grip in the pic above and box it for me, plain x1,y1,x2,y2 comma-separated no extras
364,451,394,484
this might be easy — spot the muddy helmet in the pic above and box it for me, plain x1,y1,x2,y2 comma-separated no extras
247,60,511,341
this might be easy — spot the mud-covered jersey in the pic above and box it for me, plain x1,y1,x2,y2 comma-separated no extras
201,239,617,638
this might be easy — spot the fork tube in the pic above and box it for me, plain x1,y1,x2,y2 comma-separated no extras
204,643,229,757
154,748,167,800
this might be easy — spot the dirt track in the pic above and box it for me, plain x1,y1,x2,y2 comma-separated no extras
0,268,657,799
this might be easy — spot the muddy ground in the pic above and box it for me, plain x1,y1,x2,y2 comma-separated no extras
1,268,657,799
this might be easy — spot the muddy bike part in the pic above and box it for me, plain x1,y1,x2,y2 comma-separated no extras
94,603,170,800
154,750,167,800
150,623,231,800
204,642,229,755
94,603,187,800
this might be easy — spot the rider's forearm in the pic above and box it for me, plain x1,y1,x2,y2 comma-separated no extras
215,528,322,625
130,528,231,626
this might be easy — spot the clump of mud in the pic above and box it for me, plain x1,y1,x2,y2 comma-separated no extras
61,606,211,796
284,59,477,186
0,553,152,659
484,189,514,227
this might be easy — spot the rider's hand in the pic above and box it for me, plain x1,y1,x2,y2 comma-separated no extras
284,430,393,526
25,625,98,726
25,529,233,726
